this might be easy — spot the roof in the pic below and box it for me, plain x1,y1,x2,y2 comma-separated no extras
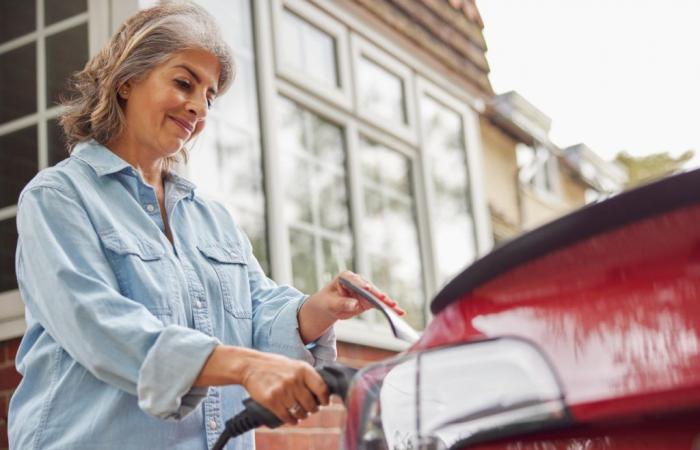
447,0,484,28
431,168,700,314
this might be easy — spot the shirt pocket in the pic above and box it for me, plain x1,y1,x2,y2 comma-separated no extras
197,242,253,319
99,229,174,322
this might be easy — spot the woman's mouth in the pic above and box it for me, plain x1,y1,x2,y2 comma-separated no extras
168,116,194,137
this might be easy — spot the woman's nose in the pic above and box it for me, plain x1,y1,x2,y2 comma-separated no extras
187,96,208,119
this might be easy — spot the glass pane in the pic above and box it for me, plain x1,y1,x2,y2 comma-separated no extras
321,238,352,285
360,139,424,328
0,218,18,292
47,118,69,166
44,0,87,26
290,228,316,294
196,0,252,50
46,24,88,107
0,0,35,44
360,137,411,194
317,171,348,233
0,43,37,123
309,112,343,165
422,96,476,285
283,158,312,224
280,9,338,88
0,125,38,208
358,56,406,124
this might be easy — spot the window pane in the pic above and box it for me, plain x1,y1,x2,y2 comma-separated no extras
0,43,37,123
46,24,89,107
0,125,37,208
321,238,352,286
0,218,18,292
290,228,316,294
422,96,476,285
280,9,338,88
0,0,35,44
44,0,87,26
360,138,425,329
48,118,69,166
358,56,406,124
278,97,351,290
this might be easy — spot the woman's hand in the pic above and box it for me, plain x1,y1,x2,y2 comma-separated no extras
298,270,406,343
194,346,329,425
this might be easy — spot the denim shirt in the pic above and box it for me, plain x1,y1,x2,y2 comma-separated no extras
9,141,336,450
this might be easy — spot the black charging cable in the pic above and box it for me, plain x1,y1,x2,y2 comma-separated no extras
212,364,357,450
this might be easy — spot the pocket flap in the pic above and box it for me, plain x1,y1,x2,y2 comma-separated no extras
100,230,164,261
197,243,246,265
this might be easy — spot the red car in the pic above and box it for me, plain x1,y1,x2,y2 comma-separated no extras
342,169,700,450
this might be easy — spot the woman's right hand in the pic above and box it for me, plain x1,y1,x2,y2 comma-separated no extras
194,345,329,424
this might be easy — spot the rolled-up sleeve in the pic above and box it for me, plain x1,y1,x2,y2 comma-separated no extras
240,230,336,367
16,184,218,420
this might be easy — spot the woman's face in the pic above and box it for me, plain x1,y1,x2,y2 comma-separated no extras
119,49,220,159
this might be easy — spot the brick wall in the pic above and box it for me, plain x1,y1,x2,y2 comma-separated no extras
0,339,394,450
0,338,21,450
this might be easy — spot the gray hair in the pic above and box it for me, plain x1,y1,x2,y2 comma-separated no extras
59,2,235,166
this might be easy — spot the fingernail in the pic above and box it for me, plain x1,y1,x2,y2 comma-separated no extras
345,300,359,311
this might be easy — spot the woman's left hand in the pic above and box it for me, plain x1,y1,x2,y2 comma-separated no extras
319,270,405,320
298,271,405,343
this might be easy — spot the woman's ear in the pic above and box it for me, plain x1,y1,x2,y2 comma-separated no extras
118,81,132,100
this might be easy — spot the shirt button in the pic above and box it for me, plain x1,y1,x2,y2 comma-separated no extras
208,419,217,431
195,301,204,309
145,204,156,213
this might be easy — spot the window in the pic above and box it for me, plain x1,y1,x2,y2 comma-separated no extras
517,143,561,200
272,0,351,108
187,0,269,271
277,97,353,292
352,35,417,145
421,94,477,285
0,0,91,294
359,137,425,329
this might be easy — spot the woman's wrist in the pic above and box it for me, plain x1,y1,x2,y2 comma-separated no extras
193,344,259,387
298,293,336,344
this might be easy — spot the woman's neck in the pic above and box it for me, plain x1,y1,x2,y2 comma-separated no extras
106,134,166,189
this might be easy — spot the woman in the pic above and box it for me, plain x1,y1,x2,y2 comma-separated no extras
8,3,403,449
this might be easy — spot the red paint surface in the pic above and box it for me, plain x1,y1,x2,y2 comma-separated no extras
415,204,700,433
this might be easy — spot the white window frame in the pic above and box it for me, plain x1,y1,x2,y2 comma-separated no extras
416,77,493,260
0,0,112,341
271,0,353,110
351,34,418,146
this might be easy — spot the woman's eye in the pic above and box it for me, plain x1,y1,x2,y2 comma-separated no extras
175,79,190,89
207,98,213,109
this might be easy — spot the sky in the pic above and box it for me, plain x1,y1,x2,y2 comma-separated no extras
477,0,700,168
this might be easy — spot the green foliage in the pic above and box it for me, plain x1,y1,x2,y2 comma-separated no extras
614,150,694,188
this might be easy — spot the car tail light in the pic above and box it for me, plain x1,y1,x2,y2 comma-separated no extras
344,337,571,450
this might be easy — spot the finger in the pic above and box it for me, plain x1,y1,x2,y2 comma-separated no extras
293,385,319,415
273,402,298,426
303,367,330,406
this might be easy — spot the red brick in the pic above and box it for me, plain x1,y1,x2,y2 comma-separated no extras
0,367,21,391
286,432,314,450
0,395,7,420
312,432,340,450
255,430,287,450
4,339,20,364
0,423,7,449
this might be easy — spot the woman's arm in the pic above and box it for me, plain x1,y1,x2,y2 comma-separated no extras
193,344,329,424
297,271,405,344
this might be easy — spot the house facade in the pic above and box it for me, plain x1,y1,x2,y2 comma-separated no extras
0,0,623,448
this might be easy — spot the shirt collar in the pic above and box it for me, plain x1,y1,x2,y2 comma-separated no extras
72,140,197,200
72,140,132,177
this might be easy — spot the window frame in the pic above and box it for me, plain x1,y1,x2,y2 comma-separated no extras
271,0,353,110
416,77,493,291
351,33,419,146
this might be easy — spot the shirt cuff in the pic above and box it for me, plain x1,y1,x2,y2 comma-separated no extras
137,325,220,420
262,294,337,367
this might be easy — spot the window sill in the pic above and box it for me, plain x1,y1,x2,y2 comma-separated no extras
0,290,26,341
